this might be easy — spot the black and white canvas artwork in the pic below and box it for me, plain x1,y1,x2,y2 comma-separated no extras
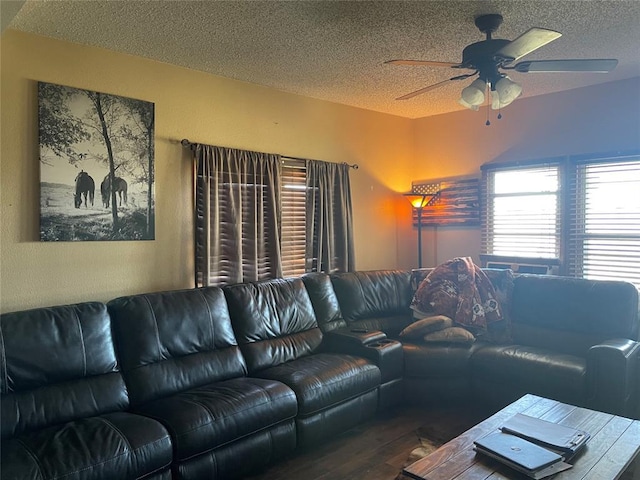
39,81,155,241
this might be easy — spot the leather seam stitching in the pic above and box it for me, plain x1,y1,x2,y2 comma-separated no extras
96,416,132,451
50,434,171,479
195,289,217,352
15,438,45,479
142,295,164,362
72,308,87,377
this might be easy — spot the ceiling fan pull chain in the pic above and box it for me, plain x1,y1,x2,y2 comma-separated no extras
485,84,491,126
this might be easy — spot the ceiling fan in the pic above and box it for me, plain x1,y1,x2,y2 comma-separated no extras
386,14,618,111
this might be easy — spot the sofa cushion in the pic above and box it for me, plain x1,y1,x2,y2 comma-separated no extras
0,302,128,439
253,353,380,417
1,412,172,480
511,275,640,355
471,344,587,404
302,272,347,332
403,342,481,379
399,315,453,339
330,270,414,336
224,278,323,372
132,377,296,462
174,421,296,480
108,287,247,406
424,327,476,345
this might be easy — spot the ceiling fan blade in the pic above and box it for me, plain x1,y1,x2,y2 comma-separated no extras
395,74,475,100
513,59,618,73
385,59,464,68
495,27,562,62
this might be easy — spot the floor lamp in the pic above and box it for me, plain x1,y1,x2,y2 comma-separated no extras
404,193,432,268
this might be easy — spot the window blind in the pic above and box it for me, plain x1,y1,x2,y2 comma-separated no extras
281,159,307,277
482,164,561,259
568,157,640,285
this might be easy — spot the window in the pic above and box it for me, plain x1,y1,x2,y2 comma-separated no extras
568,157,640,285
482,165,560,259
482,153,640,286
192,144,354,287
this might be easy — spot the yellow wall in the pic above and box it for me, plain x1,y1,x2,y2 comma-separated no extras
0,30,415,312
1,30,638,313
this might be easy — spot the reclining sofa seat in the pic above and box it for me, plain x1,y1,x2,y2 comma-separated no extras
327,269,639,418
402,268,508,405
0,302,172,480
326,269,484,406
107,288,298,480
223,277,381,447
302,272,405,409
471,274,640,416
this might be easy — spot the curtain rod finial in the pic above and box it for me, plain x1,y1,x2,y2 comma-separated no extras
181,139,191,147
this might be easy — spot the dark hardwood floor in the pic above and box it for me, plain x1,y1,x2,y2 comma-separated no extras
246,401,498,480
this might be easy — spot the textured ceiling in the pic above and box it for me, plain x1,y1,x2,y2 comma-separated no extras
6,0,640,119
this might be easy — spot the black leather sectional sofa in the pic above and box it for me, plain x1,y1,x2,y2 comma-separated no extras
1,270,639,479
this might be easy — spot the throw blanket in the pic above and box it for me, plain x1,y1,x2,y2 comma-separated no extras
411,257,502,332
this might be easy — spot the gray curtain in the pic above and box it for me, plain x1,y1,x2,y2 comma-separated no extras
305,160,355,273
193,144,282,286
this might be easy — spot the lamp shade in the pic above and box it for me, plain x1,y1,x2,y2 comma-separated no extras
458,97,480,111
459,78,486,109
404,193,430,208
493,76,522,109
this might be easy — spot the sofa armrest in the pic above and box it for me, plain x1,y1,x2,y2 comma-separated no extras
321,328,403,384
587,339,640,417
322,327,387,350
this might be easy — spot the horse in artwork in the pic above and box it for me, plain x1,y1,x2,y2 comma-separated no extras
100,174,128,208
74,171,95,208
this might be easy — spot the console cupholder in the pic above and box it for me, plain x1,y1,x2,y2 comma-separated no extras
368,339,394,348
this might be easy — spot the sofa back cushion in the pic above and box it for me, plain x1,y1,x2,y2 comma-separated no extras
108,287,246,406
330,270,413,335
302,272,347,332
224,277,322,372
0,302,128,439
511,275,640,356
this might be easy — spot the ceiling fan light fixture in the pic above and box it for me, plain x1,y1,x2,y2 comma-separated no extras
460,78,486,109
387,13,618,120
458,97,480,111
494,76,522,108
491,89,501,110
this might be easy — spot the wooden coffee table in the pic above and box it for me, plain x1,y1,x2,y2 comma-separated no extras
403,394,640,480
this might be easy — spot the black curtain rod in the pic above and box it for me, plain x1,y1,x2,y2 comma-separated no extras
180,139,358,170
281,155,358,170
